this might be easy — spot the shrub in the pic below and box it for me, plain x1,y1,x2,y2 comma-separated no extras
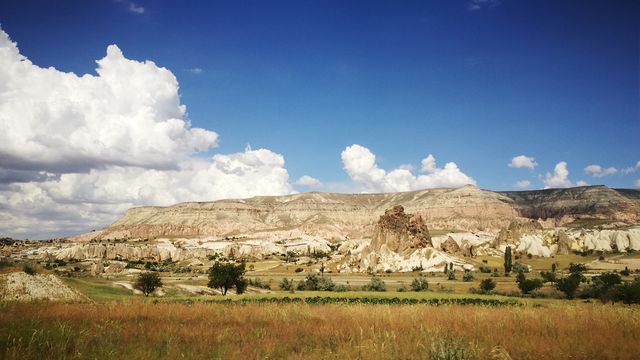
479,278,496,293
294,267,304,273
447,270,456,281
491,269,501,277
540,271,557,283
135,272,162,296
568,263,587,275
410,276,429,291
279,278,295,291
462,270,474,282
412,264,424,272
334,284,351,292
316,276,336,291
479,266,492,274
22,263,36,275
512,262,529,273
397,284,408,292
430,335,479,360
556,274,582,299
621,267,631,276
248,278,271,290
207,262,247,295
518,278,544,295
363,277,386,292
614,277,640,304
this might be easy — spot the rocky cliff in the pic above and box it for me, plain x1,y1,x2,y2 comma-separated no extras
70,185,640,243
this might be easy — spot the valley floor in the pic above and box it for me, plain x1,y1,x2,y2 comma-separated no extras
1,301,639,359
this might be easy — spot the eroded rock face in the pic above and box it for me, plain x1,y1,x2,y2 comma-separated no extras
355,206,471,272
372,205,433,252
0,272,87,302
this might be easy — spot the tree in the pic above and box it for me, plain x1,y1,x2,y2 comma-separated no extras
479,278,496,293
614,277,640,304
135,272,162,296
462,270,474,282
555,274,582,299
504,246,512,274
518,278,544,294
568,263,587,275
279,278,295,291
208,262,247,295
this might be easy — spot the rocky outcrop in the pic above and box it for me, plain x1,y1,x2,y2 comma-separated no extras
0,272,88,302
440,236,461,254
355,206,472,272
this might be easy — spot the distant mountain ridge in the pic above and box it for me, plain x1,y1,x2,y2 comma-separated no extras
71,185,640,242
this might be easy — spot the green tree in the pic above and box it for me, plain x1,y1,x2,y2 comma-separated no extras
135,272,162,296
614,277,640,304
462,270,474,282
279,278,295,291
207,262,247,295
555,274,582,299
479,278,496,293
504,246,512,274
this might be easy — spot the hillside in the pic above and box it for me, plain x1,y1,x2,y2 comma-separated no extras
73,185,640,243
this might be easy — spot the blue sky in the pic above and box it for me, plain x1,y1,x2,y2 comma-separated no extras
0,1,638,237
1,0,638,190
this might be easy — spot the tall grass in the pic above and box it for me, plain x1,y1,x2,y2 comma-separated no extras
0,302,639,359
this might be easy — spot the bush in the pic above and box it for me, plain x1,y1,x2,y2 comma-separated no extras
135,272,162,296
540,271,557,283
316,276,336,291
294,267,304,273
22,263,37,275
621,267,631,276
363,277,386,292
462,270,474,282
430,336,479,360
568,263,587,275
447,270,456,281
556,274,582,299
512,262,529,273
279,278,295,291
334,284,351,292
614,277,640,304
410,276,429,291
518,278,544,295
248,278,271,290
479,266,492,274
208,262,247,295
479,278,496,293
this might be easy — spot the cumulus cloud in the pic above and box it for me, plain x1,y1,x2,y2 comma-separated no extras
508,155,538,170
584,165,618,178
0,29,293,238
341,144,475,193
576,180,588,186
514,180,531,190
543,161,573,189
295,175,322,188
468,0,502,11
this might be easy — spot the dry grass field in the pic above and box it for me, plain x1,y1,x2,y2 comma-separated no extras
1,301,639,359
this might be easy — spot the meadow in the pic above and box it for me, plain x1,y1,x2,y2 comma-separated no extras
2,300,640,359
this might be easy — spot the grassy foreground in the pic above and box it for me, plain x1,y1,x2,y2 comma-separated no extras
1,301,639,359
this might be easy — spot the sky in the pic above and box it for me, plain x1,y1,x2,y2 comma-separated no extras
0,0,638,238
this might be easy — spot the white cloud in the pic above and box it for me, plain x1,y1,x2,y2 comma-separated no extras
0,29,293,238
128,3,145,14
576,180,588,187
508,155,538,170
468,0,502,11
622,161,640,174
584,164,618,178
514,180,531,189
635,179,640,189
185,68,203,74
341,144,475,192
543,161,573,189
295,175,322,188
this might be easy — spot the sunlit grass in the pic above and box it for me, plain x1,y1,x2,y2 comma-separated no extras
1,301,638,359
